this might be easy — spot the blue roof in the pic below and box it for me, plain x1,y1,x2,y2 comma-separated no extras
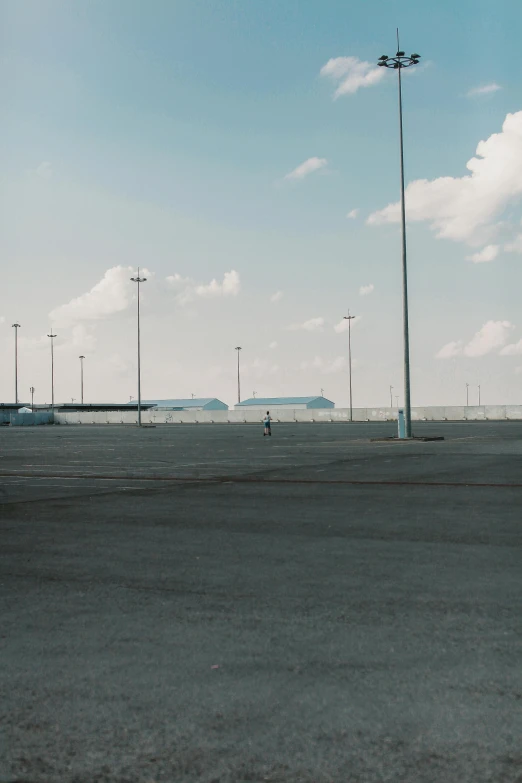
237,396,332,406
129,398,218,408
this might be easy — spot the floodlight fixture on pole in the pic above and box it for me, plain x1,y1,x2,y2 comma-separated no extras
389,385,394,408
30,386,35,411
343,311,356,422
130,269,147,426
47,333,57,413
12,323,20,404
377,32,420,438
235,347,242,404
79,356,85,404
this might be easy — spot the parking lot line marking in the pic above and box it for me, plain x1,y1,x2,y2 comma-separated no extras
0,471,521,489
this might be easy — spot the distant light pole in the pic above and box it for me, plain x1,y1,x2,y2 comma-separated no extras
30,386,35,411
79,355,85,404
343,311,356,421
71,398,75,404
466,383,469,407
320,387,324,397
235,347,242,404
377,34,421,438
130,268,147,426
47,332,57,413
478,384,481,406
253,391,257,398
389,385,394,408
129,396,133,402
12,323,20,403
191,393,195,399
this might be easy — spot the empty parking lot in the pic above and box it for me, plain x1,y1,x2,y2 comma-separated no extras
1,422,521,782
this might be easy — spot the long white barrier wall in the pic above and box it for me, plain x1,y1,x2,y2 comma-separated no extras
53,405,522,425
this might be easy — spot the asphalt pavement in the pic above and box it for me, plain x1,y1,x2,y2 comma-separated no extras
1,422,521,782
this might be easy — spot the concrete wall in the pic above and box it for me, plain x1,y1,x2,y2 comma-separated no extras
51,405,522,425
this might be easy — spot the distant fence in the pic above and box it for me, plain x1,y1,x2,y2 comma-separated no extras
8,411,54,426
49,405,522,426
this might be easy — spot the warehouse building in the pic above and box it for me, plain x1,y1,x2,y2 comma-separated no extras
235,396,334,411
135,398,228,411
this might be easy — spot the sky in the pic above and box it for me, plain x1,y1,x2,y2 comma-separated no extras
1,0,521,408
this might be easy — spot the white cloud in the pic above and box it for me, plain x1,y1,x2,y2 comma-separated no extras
436,340,463,359
333,315,362,334
71,324,96,352
34,161,53,179
359,283,374,296
245,358,280,379
300,356,347,374
269,341,278,349
367,111,522,247
464,320,514,357
284,157,328,181
290,317,325,332
49,265,138,328
436,320,514,359
466,245,499,263
505,234,522,253
500,338,522,356
467,83,502,97
346,209,359,219
270,291,283,303
320,56,385,98
195,270,240,298
166,269,240,305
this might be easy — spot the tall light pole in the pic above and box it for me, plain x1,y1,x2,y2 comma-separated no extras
47,332,57,413
378,34,420,438
343,312,356,422
130,268,147,426
30,386,35,411
235,347,242,404
79,355,85,404
12,323,20,403
478,384,481,406
389,385,394,408
466,383,469,407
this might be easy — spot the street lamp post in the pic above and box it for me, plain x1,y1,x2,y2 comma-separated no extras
378,34,421,438
343,312,356,422
235,347,242,404
30,386,35,411
478,384,481,406
466,383,469,407
130,268,147,426
47,332,57,413
12,323,20,404
389,385,394,408
79,355,85,404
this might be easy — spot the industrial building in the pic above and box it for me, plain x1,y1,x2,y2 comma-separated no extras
135,398,228,411
235,396,334,411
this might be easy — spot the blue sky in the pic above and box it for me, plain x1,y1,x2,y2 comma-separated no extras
1,0,521,406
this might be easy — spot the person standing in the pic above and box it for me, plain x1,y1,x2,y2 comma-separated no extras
263,411,272,436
